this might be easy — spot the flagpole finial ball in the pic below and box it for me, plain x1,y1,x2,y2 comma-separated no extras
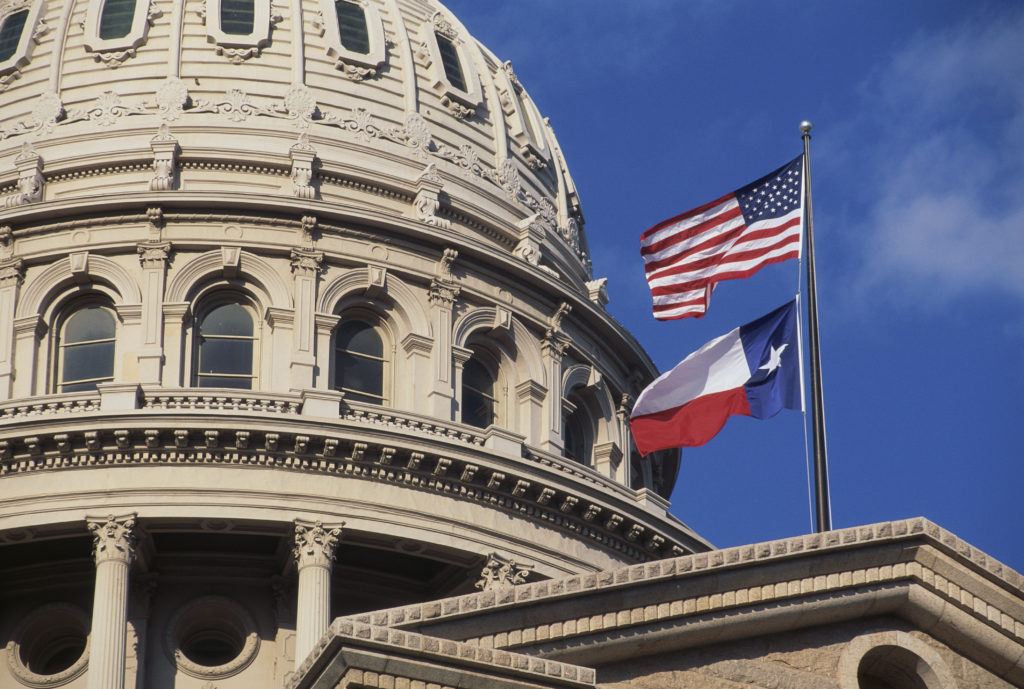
799,120,813,134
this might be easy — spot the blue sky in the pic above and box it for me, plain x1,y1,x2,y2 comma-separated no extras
442,1,1024,572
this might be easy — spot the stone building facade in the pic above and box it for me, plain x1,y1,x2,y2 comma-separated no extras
0,1,1021,688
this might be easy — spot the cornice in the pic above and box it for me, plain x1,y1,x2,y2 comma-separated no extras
0,394,707,562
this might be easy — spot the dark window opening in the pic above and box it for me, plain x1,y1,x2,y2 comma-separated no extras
334,319,384,404
461,356,495,429
435,32,466,91
0,10,29,62
220,0,254,35
196,302,255,389
98,0,135,39
58,305,116,393
335,0,369,54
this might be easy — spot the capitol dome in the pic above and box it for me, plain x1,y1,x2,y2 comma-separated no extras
0,1,709,688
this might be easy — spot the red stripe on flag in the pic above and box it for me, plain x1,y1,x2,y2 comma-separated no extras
630,387,751,454
640,192,735,242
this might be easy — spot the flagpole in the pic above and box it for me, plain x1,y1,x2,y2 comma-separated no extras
800,120,832,533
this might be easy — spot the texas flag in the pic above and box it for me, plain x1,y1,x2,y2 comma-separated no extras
630,301,802,455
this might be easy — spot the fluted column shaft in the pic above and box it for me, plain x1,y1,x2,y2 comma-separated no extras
293,520,342,669
87,515,137,689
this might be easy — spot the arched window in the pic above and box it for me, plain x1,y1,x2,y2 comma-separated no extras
334,0,369,54
97,0,135,39
194,301,256,389
57,304,117,393
461,356,497,429
562,399,592,465
435,33,467,92
0,9,28,62
220,0,254,35
333,319,385,405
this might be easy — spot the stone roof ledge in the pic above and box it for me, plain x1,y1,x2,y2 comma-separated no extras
290,619,596,689
327,518,1024,686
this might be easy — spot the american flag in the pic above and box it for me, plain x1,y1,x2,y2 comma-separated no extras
641,156,804,320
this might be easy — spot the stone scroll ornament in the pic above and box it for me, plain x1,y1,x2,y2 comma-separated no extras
475,552,532,591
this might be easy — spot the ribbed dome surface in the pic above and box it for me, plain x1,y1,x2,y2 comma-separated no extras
0,0,590,285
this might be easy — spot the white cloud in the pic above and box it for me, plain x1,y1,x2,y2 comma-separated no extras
842,6,1024,307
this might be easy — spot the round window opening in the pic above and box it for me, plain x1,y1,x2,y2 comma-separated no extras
7,603,90,687
21,634,86,676
167,596,260,679
180,629,244,667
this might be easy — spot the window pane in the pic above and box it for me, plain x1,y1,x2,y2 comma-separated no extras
64,306,116,343
99,0,136,39
0,10,29,62
435,33,467,92
62,341,115,388
563,406,590,464
196,375,252,389
462,388,493,429
462,358,492,398
336,352,383,398
220,0,254,35
462,358,495,429
198,338,253,376
200,303,253,337
336,321,382,357
335,0,369,54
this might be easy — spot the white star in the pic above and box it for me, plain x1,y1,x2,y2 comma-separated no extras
759,343,789,373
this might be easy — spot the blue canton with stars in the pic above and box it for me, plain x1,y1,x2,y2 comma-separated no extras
734,155,803,225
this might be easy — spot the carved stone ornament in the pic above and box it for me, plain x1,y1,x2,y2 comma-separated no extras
412,164,450,229
137,241,170,268
293,520,342,569
290,134,317,199
6,142,43,209
30,91,64,134
431,11,458,40
87,514,137,564
155,77,189,121
290,248,323,276
284,84,317,129
474,552,532,591
149,124,179,191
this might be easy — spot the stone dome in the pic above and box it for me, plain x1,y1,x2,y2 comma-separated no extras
0,3,704,688
0,0,590,284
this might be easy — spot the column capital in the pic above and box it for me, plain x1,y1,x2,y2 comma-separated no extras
293,519,343,569
0,257,24,286
137,240,171,268
87,514,138,565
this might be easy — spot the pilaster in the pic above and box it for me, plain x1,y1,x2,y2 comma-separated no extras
136,241,170,384
289,248,323,390
428,249,460,418
12,314,45,398
0,258,25,399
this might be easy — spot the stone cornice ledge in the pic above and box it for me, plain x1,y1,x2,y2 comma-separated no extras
290,619,595,689
341,518,1024,683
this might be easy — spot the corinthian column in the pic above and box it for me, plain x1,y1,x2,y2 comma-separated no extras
292,519,342,668
86,515,137,689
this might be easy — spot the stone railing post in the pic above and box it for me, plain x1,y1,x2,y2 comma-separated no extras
292,519,342,668
86,514,137,689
